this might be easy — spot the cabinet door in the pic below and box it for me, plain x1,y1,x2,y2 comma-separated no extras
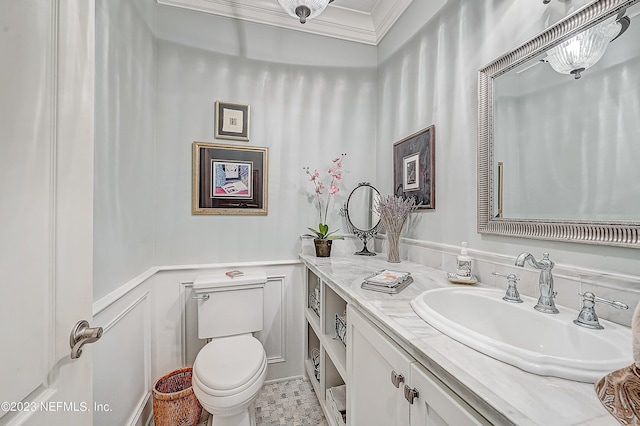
347,305,411,426
409,363,490,426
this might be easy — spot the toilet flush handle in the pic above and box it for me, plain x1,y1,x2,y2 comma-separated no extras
192,293,210,301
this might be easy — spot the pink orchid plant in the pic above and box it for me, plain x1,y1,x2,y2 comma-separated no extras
303,153,346,240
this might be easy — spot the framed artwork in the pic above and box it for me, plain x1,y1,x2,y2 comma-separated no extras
393,125,435,209
215,101,250,141
192,142,268,215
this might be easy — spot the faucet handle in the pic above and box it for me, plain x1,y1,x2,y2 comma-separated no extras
573,292,629,330
492,272,523,303
580,292,629,310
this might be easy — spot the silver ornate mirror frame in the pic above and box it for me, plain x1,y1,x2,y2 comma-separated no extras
345,182,381,256
477,0,640,248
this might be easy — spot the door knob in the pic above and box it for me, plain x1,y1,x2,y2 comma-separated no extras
69,320,103,359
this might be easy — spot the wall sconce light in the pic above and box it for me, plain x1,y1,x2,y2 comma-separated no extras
545,12,630,79
277,0,335,24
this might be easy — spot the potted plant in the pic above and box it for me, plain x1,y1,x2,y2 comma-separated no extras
303,154,346,257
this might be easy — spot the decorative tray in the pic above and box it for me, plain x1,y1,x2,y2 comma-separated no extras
364,270,411,287
361,276,414,294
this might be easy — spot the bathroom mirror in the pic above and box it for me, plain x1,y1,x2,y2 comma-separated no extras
345,182,381,256
478,0,640,248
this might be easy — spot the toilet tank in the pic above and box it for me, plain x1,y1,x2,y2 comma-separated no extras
193,271,267,339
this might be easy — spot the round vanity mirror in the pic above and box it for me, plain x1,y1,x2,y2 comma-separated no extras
346,182,381,256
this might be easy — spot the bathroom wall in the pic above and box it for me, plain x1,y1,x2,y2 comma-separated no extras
375,0,640,283
93,5,378,425
94,0,157,301
93,0,158,424
152,5,378,266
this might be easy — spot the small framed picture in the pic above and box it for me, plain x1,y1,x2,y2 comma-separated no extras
393,125,435,209
192,142,268,215
215,101,250,141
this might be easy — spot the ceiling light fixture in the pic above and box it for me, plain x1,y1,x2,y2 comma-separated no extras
277,0,335,24
545,12,630,79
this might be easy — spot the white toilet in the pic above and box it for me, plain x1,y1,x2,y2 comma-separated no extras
191,271,268,426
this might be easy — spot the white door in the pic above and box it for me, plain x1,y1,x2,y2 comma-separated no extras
0,0,95,425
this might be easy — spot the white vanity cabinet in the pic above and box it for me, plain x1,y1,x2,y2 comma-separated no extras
347,305,490,426
300,256,616,426
304,268,348,426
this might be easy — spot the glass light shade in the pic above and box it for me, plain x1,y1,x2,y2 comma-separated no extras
546,16,621,79
277,0,331,23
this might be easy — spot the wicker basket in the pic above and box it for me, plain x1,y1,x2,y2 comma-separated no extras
152,367,202,426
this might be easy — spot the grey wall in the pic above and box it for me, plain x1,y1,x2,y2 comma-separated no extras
152,6,377,266
93,1,377,299
94,0,640,300
375,0,640,275
94,0,157,301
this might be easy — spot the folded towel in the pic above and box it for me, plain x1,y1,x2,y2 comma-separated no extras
329,385,346,412
595,300,640,424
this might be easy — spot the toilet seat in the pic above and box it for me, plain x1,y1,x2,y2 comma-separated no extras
193,335,266,397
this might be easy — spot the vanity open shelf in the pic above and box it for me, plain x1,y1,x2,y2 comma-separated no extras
304,268,347,425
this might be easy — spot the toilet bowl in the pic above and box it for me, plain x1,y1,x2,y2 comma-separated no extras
191,272,268,426
192,335,267,426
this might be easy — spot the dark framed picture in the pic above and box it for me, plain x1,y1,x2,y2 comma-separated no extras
215,101,250,141
192,142,268,215
393,125,435,209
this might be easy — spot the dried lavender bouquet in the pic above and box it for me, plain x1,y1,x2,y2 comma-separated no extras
374,195,418,262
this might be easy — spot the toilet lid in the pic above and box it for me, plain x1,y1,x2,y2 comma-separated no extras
194,335,265,391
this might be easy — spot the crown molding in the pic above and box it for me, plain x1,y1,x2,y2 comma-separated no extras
156,0,414,45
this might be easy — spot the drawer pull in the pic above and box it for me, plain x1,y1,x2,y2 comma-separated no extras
404,385,419,404
391,370,405,388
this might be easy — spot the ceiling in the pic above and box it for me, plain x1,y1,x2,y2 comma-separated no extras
156,0,415,45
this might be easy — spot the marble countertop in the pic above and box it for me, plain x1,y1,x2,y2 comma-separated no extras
299,253,620,426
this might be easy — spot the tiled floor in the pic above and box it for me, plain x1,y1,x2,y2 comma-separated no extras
152,377,326,426
254,377,327,426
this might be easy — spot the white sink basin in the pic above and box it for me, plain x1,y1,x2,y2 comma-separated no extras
410,287,633,382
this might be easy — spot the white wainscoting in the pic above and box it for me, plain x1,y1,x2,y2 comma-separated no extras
92,260,304,426
93,283,151,426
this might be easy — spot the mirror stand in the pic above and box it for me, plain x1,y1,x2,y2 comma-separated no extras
351,227,377,256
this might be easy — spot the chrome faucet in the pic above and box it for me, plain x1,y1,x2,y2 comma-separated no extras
515,252,559,314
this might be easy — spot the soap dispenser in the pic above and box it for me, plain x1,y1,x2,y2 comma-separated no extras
456,242,472,280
